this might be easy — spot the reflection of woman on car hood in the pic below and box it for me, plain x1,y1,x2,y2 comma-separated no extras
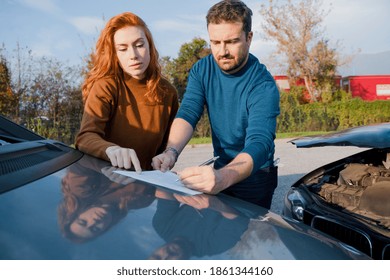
57,156,155,243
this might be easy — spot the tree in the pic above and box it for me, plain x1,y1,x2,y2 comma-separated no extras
0,43,35,121
21,56,83,142
260,0,340,102
162,37,210,101
1,43,84,144
0,52,17,119
160,56,176,87
160,38,212,137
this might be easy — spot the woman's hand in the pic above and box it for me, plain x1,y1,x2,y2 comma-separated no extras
101,166,136,185
105,146,142,173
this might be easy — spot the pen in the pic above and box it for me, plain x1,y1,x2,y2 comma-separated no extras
198,156,220,166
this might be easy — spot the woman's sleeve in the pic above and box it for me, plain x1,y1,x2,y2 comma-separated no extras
75,79,117,161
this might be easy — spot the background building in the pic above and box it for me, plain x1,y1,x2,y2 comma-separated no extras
341,75,390,101
274,75,390,101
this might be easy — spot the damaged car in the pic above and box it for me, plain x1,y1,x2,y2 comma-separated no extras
283,122,390,260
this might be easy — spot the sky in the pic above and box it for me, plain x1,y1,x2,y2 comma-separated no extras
1,0,390,76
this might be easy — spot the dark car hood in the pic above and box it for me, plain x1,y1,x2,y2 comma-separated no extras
290,122,390,148
0,154,369,260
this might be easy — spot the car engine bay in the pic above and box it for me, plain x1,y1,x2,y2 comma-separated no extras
306,149,390,232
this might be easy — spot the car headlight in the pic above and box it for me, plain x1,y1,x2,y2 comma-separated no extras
285,188,307,221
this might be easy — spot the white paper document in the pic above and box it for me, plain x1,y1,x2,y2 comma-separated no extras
113,170,202,195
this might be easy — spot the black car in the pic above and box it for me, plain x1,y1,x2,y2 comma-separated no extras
283,123,390,260
0,115,369,260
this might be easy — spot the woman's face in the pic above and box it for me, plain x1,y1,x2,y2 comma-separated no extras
70,206,113,239
114,26,151,80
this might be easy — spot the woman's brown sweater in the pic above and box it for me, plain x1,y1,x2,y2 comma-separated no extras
76,74,178,170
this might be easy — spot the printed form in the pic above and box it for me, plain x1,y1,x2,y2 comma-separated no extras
113,170,202,195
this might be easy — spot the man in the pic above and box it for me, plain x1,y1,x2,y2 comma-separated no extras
152,0,280,209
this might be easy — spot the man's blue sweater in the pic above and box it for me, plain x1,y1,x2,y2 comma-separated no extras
176,54,280,174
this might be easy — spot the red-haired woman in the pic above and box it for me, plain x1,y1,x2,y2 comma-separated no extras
76,12,178,172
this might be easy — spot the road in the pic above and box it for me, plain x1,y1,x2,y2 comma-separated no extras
172,139,367,214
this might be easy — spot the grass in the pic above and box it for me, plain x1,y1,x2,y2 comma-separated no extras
188,137,213,145
276,131,330,139
188,131,331,145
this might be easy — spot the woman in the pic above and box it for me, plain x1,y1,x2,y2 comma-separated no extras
76,12,178,172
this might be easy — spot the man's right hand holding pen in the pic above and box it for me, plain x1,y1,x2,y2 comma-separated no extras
174,155,224,194
174,152,253,195
151,119,254,195
175,156,219,182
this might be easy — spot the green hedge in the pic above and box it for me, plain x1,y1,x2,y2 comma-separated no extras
277,91,390,133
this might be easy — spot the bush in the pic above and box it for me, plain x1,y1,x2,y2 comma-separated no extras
193,88,390,137
277,94,390,133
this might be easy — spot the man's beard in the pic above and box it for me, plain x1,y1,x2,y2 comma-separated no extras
217,53,248,74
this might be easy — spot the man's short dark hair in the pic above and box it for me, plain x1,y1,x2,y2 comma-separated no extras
206,0,253,36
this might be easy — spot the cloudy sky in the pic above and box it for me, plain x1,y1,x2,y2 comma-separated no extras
1,0,389,75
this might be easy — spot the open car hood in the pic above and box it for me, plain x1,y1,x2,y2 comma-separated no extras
290,123,390,148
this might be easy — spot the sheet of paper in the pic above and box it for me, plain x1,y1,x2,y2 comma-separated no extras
113,170,202,195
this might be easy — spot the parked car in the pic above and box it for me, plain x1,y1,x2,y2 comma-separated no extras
0,115,369,260
283,123,390,260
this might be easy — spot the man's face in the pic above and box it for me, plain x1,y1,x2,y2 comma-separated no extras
208,21,252,73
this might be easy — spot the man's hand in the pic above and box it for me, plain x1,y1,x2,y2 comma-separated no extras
173,193,239,219
173,193,212,209
151,148,177,172
105,145,142,173
177,166,225,194
177,153,253,195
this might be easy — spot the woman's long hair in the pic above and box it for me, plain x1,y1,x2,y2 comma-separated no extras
82,12,164,103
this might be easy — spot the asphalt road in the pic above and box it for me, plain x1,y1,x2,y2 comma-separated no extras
172,139,367,214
